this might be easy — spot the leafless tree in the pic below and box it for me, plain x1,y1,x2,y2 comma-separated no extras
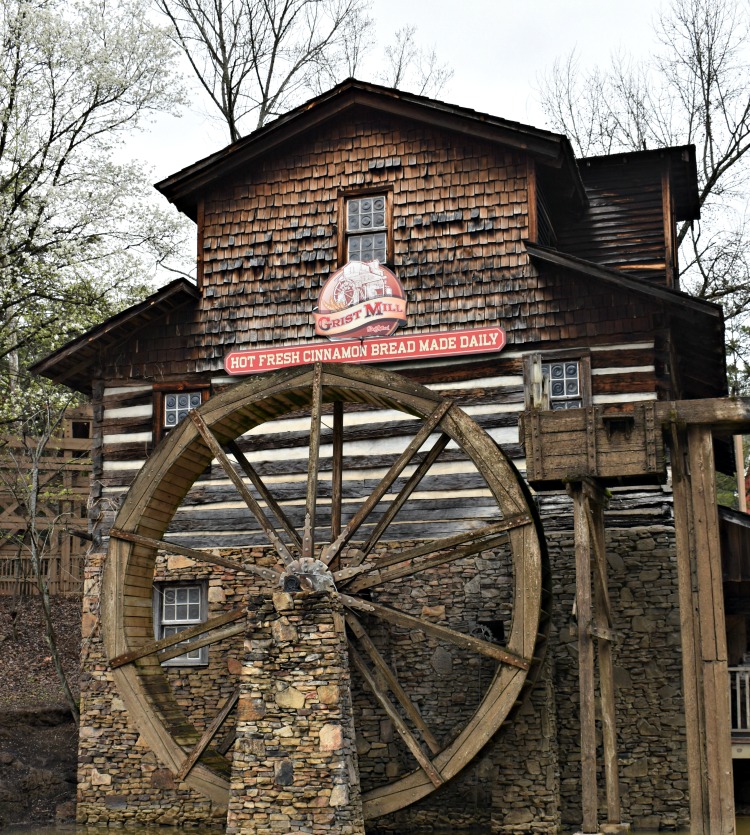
0,401,83,723
539,0,750,382
157,0,374,140
378,25,453,98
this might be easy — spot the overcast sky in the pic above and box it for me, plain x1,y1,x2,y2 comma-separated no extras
133,0,666,182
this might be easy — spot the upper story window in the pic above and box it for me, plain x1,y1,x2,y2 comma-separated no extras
344,193,389,264
524,353,591,411
542,361,582,410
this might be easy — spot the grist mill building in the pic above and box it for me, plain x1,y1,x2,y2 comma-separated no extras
33,80,742,834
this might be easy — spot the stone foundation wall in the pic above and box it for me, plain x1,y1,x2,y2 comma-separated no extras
227,591,363,834
76,516,689,833
548,523,689,832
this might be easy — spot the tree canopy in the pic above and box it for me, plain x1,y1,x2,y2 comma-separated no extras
0,0,192,422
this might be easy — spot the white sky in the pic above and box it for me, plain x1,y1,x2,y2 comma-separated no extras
131,0,666,183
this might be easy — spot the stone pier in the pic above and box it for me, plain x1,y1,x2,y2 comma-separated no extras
227,590,364,835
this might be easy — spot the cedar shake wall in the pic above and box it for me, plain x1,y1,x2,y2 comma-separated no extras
198,114,532,364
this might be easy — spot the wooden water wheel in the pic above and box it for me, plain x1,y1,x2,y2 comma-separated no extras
102,363,549,819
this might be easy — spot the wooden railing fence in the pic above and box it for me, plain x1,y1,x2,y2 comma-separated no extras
0,408,92,596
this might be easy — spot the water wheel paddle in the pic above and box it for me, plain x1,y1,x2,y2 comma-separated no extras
102,363,549,819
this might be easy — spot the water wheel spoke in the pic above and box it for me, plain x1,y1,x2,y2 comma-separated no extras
225,439,301,551
110,608,246,669
345,533,511,595
189,410,295,566
339,592,529,670
346,611,440,754
348,642,445,788
177,688,240,781
109,528,281,584
322,399,453,566
330,400,344,545
303,363,323,559
334,514,531,587
358,432,451,563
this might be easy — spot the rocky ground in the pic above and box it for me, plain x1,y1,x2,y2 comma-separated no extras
0,596,82,826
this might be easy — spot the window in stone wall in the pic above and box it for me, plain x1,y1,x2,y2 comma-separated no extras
153,582,208,666
340,192,391,265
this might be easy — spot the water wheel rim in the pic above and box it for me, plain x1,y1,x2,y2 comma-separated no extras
101,362,547,818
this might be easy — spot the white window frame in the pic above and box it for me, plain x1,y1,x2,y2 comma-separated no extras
153,582,208,666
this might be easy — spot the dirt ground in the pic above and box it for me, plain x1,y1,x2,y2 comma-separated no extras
0,596,82,826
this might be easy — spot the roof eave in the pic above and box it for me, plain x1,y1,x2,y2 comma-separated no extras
156,79,586,219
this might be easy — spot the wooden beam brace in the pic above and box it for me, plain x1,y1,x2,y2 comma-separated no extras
176,688,240,781
109,528,281,584
348,643,444,787
110,608,245,668
322,398,453,566
189,410,295,566
345,611,441,755
339,592,529,670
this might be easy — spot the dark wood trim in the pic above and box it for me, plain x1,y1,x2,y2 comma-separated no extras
196,197,205,292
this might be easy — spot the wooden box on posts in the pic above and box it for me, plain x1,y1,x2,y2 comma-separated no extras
519,401,667,489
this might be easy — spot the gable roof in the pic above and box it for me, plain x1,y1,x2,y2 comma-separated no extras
30,278,199,395
156,78,587,221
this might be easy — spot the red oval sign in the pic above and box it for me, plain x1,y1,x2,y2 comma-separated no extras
314,261,407,340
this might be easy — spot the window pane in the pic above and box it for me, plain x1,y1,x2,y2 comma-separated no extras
164,391,202,428
542,361,582,409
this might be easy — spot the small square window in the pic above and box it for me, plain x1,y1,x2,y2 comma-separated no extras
154,583,208,666
163,391,203,428
343,193,389,264
542,361,582,410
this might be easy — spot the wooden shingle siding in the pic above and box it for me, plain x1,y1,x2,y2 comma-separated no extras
555,156,670,284
197,116,531,365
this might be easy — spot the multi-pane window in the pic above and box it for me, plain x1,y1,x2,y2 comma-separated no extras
155,584,207,666
542,361,582,410
346,194,387,263
163,391,202,429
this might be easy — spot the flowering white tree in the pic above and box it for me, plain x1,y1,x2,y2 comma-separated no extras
0,0,191,421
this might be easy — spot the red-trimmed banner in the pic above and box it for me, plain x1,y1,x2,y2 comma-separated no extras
224,327,506,375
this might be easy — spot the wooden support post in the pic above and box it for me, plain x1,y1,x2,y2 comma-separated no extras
669,424,735,835
570,483,599,834
584,482,627,834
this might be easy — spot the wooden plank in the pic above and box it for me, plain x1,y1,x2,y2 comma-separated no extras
225,439,301,551
330,400,344,545
346,612,440,754
109,528,280,584
157,620,246,664
339,592,529,670
348,643,444,788
189,410,294,566
588,490,622,826
360,432,451,559
176,688,240,781
322,398,453,566
346,532,511,594
303,363,323,559
110,608,245,668
569,484,598,833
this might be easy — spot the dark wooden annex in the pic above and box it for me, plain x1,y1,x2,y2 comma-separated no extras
32,79,736,835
